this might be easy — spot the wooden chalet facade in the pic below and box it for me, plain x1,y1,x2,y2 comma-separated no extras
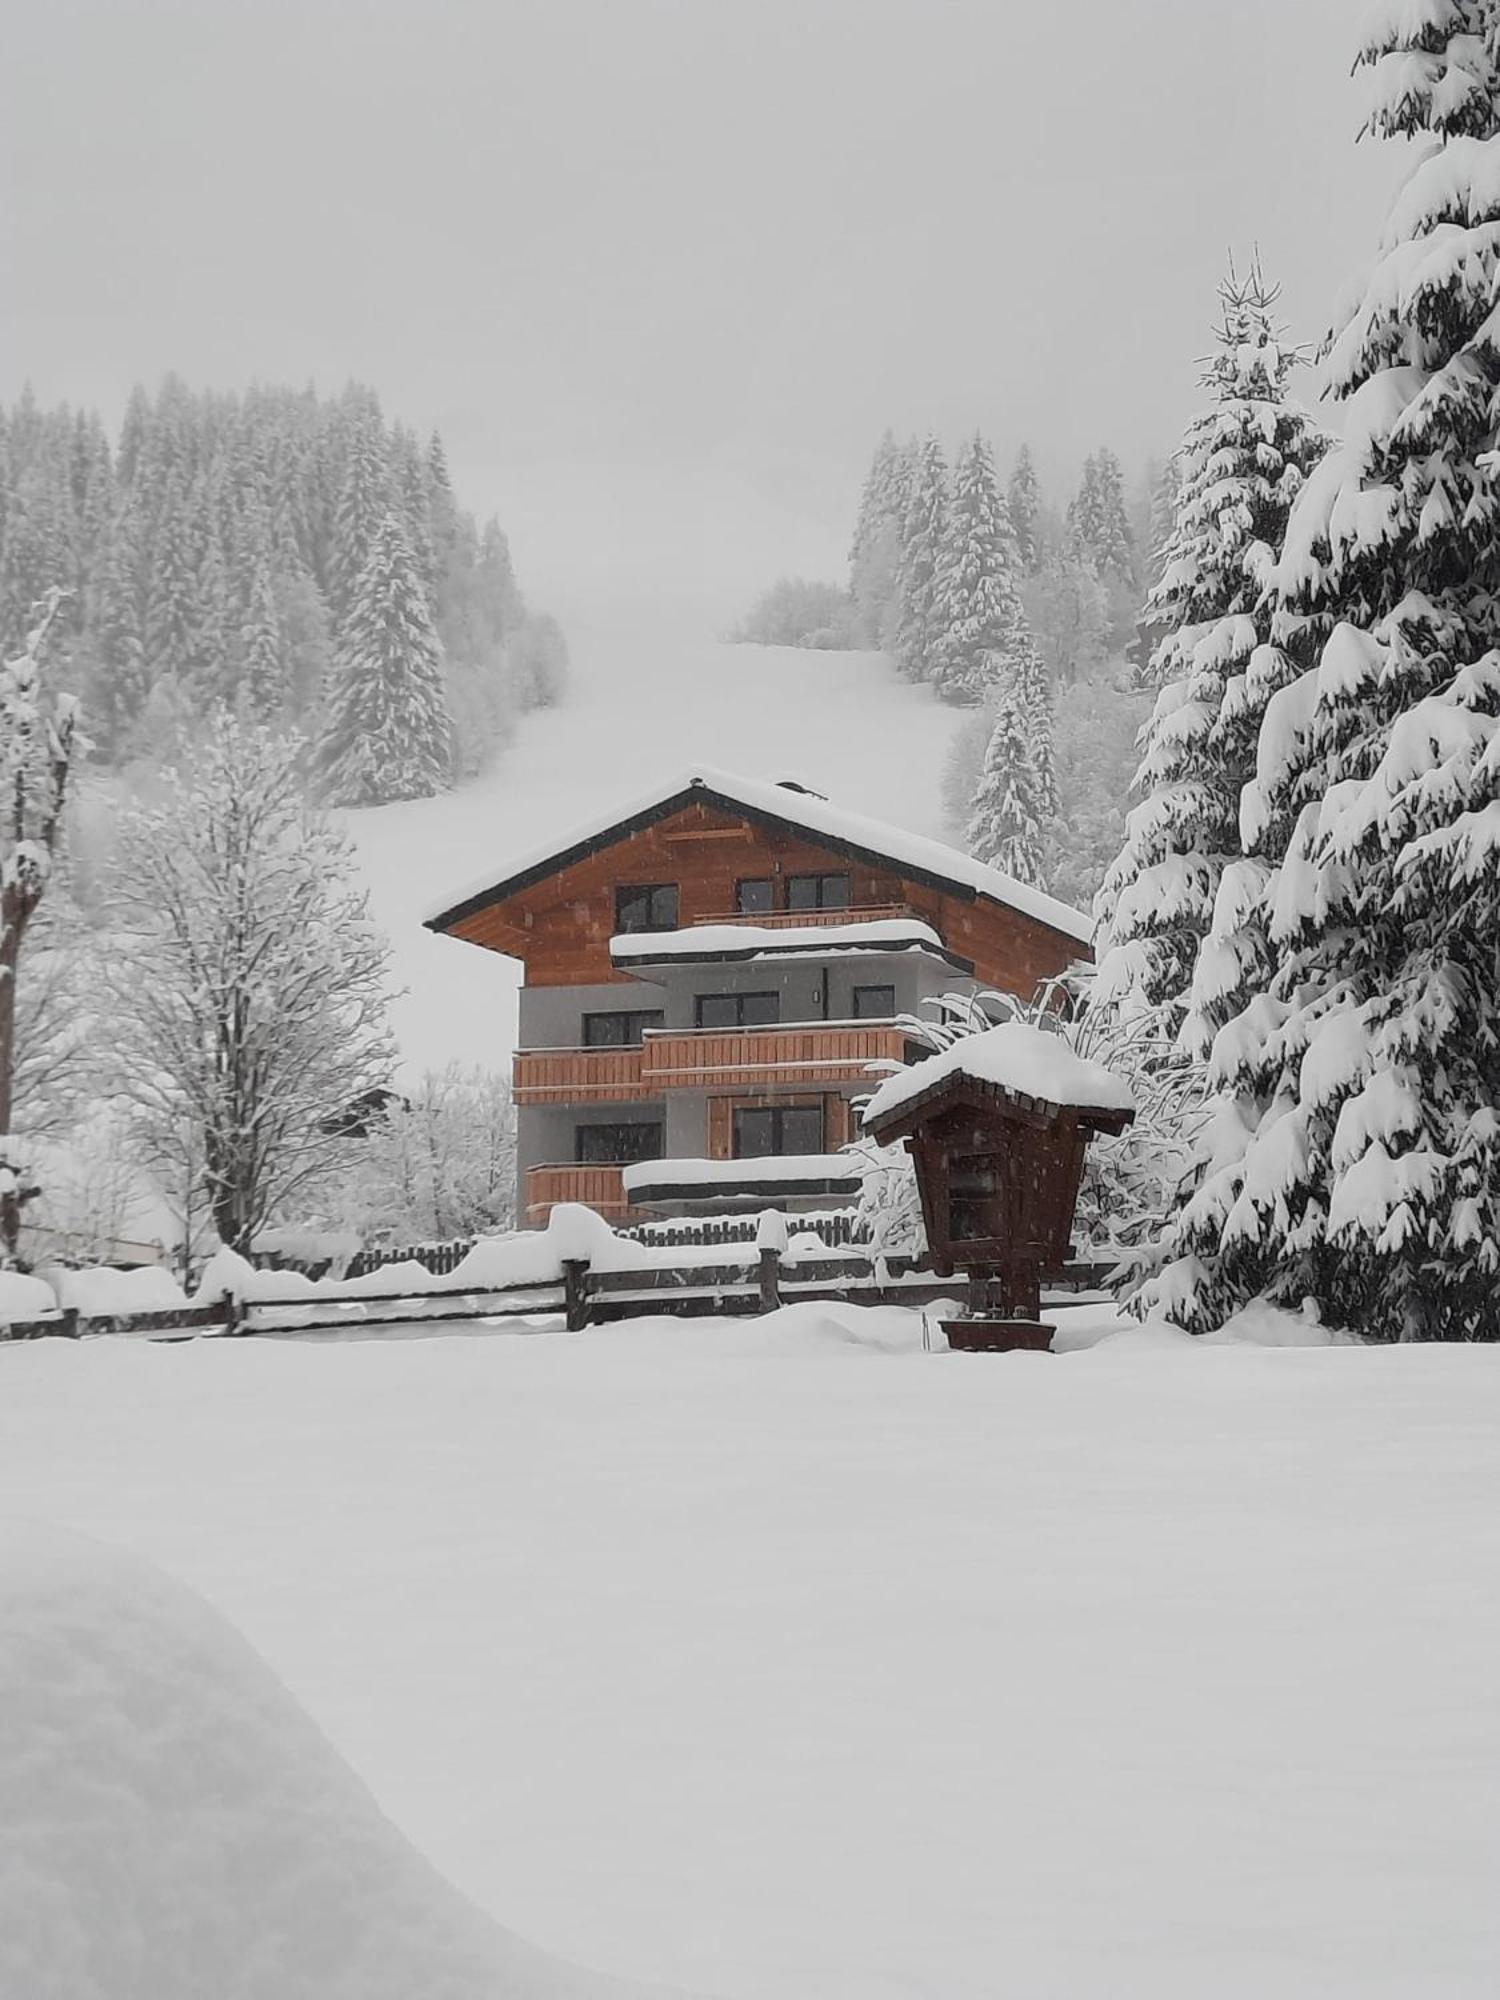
424,770,1093,1228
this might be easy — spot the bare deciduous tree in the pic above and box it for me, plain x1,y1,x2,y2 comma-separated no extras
109,717,395,1253
0,590,79,1263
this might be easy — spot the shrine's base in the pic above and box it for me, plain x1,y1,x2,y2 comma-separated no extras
940,1318,1056,1353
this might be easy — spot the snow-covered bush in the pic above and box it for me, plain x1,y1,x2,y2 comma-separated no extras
333,1064,515,1246
731,578,856,649
852,978,1204,1268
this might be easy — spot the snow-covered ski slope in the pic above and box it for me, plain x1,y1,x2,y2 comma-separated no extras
343,612,966,1077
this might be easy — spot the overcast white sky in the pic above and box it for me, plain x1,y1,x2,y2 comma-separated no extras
3,1,1397,617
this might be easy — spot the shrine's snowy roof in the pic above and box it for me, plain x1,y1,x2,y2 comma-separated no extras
610,916,968,969
426,768,1093,946
861,1022,1136,1127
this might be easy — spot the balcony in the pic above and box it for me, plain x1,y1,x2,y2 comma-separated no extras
622,1153,865,1210
610,906,971,975
524,1163,636,1226
639,1021,909,1091
512,1046,647,1105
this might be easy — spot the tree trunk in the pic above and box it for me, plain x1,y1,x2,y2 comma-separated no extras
0,907,19,1140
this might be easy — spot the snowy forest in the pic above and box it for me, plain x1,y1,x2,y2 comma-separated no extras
0,378,567,796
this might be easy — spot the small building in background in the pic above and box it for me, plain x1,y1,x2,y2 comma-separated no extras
424,769,1092,1229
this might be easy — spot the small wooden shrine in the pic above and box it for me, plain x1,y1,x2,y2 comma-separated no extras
862,1023,1134,1351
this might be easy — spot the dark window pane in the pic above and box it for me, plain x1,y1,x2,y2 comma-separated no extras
786,873,850,911
733,1108,776,1159
736,878,773,914
782,1104,825,1154
615,884,679,934
583,1011,662,1048
739,991,780,1027
696,993,739,1030
576,1122,664,1165
852,985,896,1020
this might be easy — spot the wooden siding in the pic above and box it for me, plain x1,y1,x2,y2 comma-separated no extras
524,1164,636,1225
448,799,1084,996
640,1022,908,1091
512,1046,647,1105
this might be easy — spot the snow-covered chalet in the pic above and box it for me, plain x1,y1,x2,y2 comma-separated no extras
424,770,1093,1227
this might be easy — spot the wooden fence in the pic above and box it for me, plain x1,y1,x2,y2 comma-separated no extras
0,1251,1114,1345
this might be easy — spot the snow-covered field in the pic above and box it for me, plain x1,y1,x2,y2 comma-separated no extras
3,1309,1496,1998
343,616,965,1075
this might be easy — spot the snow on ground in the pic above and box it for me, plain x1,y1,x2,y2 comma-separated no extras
2,1312,1495,1998
0,1523,666,2000
341,614,965,1076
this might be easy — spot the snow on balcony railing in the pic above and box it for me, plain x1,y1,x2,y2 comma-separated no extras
611,915,950,963
621,1153,866,1195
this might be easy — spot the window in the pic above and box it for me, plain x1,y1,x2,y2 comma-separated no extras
852,984,896,1020
695,991,780,1030
736,878,773,915
575,1122,664,1165
733,1103,825,1158
785,872,850,912
614,883,679,934
582,1009,663,1048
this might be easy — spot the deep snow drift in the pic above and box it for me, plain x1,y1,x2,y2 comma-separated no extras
2,1313,1495,1998
0,1523,667,2000
341,619,967,1075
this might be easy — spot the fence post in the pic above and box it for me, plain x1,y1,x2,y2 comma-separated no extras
221,1290,241,1339
758,1246,782,1314
562,1258,592,1332
60,1307,80,1340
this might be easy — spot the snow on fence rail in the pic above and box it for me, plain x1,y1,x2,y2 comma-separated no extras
1,1207,1116,1343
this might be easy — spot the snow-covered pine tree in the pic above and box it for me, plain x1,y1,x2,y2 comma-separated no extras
92,498,151,752
316,512,454,806
929,434,1023,705
239,521,284,721
849,432,910,647
1007,446,1042,571
1093,262,1329,1045
1154,5,1500,1341
1068,448,1136,584
330,392,390,629
893,436,947,682
965,653,1045,884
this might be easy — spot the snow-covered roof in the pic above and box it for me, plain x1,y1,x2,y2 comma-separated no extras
610,916,966,967
426,768,1093,946
622,1153,865,1193
861,1022,1136,1127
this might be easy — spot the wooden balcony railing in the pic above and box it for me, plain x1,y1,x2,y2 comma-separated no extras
689,903,924,931
639,1021,909,1091
524,1163,635,1226
512,1046,646,1105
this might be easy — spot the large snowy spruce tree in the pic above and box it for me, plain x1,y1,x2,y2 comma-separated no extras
1153,4,1500,1341
1093,263,1329,1045
931,435,1021,706
317,513,454,806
